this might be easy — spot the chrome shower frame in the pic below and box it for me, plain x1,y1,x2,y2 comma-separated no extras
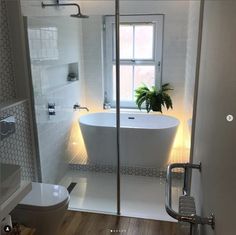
115,0,121,215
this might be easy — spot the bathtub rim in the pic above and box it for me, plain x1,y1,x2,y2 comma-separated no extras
79,112,180,130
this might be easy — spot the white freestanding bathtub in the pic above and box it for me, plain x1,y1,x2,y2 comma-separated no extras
79,112,179,170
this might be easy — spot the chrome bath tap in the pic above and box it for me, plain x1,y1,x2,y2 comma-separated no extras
73,103,89,112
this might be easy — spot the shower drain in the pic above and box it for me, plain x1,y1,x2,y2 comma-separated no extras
67,182,77,194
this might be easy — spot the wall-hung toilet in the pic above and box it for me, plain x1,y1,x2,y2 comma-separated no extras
11,182,69,235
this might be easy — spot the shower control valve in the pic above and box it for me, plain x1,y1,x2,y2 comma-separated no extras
48,103,56,116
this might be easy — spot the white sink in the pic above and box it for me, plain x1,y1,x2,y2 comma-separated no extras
0,163,21,205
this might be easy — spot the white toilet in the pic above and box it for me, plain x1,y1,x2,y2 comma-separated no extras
11,182,70,235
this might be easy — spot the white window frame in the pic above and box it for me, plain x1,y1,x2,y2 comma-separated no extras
104,15,164,108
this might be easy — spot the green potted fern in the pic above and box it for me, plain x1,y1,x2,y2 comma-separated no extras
135,83,173,113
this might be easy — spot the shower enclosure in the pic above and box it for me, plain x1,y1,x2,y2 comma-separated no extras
24,0,202,220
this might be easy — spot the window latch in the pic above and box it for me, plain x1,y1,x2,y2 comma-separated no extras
158,61,161,71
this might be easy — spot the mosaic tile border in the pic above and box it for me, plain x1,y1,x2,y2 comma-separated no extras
69,163,168,178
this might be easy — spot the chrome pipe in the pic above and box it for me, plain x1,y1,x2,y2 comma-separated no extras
41,1,89,18
115,0,121,215
42,2,80,12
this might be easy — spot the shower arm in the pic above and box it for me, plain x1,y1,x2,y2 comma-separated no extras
41,1,82,15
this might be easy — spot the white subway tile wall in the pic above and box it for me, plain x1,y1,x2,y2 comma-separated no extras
28,27,59,61
27,17,83,184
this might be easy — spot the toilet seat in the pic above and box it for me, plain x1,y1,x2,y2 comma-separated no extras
18,182,69,211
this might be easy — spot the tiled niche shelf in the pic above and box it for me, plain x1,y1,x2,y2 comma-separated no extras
41,62,79,95
0,99,28,112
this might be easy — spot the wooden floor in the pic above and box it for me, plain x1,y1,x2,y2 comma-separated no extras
59,210,178,235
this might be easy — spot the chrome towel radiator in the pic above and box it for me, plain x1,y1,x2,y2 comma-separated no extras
165,163,215,234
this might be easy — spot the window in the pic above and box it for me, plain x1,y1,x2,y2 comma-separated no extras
104,15,164,108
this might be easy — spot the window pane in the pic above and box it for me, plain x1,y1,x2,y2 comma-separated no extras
134,25,154,59
134,66,155,91
120,25,133,59
113,65,133,101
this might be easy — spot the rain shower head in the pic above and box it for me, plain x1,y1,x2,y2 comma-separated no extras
70,13,89,19
41,1,89,19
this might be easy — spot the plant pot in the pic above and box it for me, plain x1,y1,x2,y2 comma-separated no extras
151,107,161,112
150,96,162,112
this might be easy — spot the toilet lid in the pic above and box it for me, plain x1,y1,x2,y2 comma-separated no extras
19,182,69,210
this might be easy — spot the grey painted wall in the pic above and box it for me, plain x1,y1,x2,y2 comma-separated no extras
191,1,236,234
